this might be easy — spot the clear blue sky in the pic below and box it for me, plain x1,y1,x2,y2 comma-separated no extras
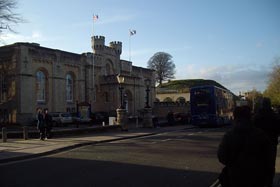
2,0,280,94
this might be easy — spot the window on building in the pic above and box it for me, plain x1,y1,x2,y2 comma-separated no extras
105,63,111,76
66,74,73,102
163,97,173,102
0,74,7,102
36,71,46,102
176,97,186,103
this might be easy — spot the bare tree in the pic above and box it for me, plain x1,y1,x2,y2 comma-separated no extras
0,0,22,34
147,52,176,85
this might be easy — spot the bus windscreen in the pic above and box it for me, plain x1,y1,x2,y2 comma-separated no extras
193,89,211,107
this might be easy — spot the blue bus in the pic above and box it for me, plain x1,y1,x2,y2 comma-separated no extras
190,85,235,126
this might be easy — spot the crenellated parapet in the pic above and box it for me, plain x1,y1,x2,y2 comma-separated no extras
109,41,122,55
91,36,122,57
91,36,105,51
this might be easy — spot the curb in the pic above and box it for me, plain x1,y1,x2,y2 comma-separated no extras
1,125,121,139
0,131,160,164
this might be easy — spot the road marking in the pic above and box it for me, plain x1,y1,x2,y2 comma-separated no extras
209,179,221,187
160,139,171,142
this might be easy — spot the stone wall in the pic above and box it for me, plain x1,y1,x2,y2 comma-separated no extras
152,102,190,118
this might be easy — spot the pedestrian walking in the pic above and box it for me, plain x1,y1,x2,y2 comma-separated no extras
253,97,280,187
44,108,53,139
37,108,45,140
217,106,273,187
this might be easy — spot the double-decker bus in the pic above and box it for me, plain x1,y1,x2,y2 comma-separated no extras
190,85,235,126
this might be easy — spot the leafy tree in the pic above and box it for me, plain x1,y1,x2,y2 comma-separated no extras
244,88,263,113
264,57,280,106
0,0,22,35
147,52,175,85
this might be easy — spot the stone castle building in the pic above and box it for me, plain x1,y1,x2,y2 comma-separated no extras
0,36,155,125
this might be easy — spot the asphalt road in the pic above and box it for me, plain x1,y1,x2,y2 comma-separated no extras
0,127,226,187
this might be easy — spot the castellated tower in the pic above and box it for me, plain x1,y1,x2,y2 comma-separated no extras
109,41,122,55
91,35,105,52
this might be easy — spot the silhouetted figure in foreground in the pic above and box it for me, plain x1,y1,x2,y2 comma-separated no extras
218,106,272,187
253,97,280,187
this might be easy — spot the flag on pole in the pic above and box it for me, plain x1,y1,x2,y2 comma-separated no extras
129,29,136,36
93,14,99,21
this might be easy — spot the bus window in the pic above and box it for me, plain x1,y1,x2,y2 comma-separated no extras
194,89,211,107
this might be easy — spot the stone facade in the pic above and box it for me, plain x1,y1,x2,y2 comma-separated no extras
156,88,190,103
0,36,155,125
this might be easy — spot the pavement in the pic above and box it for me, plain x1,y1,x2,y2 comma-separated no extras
1,123,280,187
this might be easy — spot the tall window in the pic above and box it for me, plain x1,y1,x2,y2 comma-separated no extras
36,71,46,102
66,74,73,102
0,74,6,102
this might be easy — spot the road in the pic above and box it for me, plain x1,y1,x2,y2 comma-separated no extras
0,127,226,187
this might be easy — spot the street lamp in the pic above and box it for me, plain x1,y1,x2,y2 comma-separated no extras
144,78,151,108
116,74,127,131
117,74,125,109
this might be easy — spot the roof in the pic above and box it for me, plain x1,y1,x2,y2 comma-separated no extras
157,79,227,93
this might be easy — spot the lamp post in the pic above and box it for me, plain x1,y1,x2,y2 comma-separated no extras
142,78,153,128
116,74,127,131
117,74,125,109
144,78,151,108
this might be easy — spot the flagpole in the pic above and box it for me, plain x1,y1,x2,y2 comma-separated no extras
92,14,98,104
129,32,131,62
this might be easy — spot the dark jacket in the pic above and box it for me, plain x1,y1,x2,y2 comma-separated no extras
37,113,44,129
253,109,280,145
218,121,273,187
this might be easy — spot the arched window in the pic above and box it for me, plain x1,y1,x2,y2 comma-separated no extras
163,97,173,102
66,74,73,102
105,63,111,76
36,71,46,102
176,97,186,103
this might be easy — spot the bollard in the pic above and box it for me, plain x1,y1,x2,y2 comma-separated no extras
23,126,28,140
2,127,7,142
102,121,105,126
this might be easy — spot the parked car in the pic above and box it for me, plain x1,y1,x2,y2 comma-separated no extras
70,113,91,124
174,112,191,124
49,112,73,126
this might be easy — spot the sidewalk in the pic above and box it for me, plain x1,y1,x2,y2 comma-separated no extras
0,124,186,163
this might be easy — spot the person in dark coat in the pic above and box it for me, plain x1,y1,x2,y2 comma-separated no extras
37,108,45,140
253,97,280,187
44,108,53,139
217,106,273,187
166,111,175,126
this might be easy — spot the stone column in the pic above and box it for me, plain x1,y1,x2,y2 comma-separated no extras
116,109,128,131
142,108,153,128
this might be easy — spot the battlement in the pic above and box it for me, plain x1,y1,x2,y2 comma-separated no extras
109,41,122,46
109,41,122,55
91,36,122,55
91,35,105,51
93,36,105,40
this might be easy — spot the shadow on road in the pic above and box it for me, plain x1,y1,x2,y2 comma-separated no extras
0,156,219,187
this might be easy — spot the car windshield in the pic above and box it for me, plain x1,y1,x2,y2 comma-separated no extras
61,113,70,117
